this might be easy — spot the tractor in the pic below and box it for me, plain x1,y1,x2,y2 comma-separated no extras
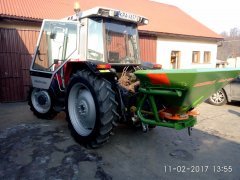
29,6,240,147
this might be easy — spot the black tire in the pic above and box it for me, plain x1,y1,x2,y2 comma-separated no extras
28,87,57,119
208,89,227,106
66,70,119,148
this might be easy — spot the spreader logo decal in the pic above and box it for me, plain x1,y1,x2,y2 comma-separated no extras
193,80,216,87
147,73,171,86
217,78,234,83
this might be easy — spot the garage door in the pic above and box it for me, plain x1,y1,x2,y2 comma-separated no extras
0,28,39,102
139,34,157,63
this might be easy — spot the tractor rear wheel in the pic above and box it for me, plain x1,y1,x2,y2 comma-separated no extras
28,87,57,119
66,70,118,148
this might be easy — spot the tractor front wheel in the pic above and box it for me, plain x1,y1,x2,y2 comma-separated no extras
28,88,57,119
66,70,118,148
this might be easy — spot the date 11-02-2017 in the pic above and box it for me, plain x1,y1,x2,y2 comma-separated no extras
164,165,233,173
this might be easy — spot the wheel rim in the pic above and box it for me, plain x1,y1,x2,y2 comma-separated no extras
31,89,51,113
210,90,225,104
68,83,96,136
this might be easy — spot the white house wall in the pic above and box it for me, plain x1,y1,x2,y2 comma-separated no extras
227,57,240,68
156,37,217,69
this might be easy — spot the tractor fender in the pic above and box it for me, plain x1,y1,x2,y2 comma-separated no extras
64,60,116,86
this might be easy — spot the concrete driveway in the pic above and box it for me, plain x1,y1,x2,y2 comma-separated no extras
0,102,240,180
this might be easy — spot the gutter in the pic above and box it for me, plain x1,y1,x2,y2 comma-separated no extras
0,15,43,23
139,30,223,42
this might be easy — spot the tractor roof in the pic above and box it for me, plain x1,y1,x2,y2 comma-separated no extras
63,7,148,26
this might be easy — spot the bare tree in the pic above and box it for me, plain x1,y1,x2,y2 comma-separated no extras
220,31,228,38
217,27,240,60
229,27,240,39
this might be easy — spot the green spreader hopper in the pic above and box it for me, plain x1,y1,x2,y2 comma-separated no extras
134,68,240,130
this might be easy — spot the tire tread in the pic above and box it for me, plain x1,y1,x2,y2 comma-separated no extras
66,70,118,148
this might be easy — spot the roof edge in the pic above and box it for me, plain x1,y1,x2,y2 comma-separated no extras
139,30,223,42
0,15,42,22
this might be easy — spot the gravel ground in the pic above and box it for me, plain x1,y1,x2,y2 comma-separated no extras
0,101,239,180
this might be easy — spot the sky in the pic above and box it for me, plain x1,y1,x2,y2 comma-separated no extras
151,0,240,34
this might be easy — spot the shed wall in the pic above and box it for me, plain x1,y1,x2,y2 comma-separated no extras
0,28,39,102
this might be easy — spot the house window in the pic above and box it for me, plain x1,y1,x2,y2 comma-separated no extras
170,51,181,69
192,51,200,63
204,51,211,63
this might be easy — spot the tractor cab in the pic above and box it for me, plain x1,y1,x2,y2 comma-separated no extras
30,7,148,89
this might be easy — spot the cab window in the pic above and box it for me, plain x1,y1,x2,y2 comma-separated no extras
33,21,78,72
87,18,104,61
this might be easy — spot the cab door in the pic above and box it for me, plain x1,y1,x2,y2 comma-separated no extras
30,20,78,89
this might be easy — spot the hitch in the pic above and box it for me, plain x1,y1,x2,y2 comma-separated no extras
188,127,193,136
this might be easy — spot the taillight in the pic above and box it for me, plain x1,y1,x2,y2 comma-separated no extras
96,64,111,69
